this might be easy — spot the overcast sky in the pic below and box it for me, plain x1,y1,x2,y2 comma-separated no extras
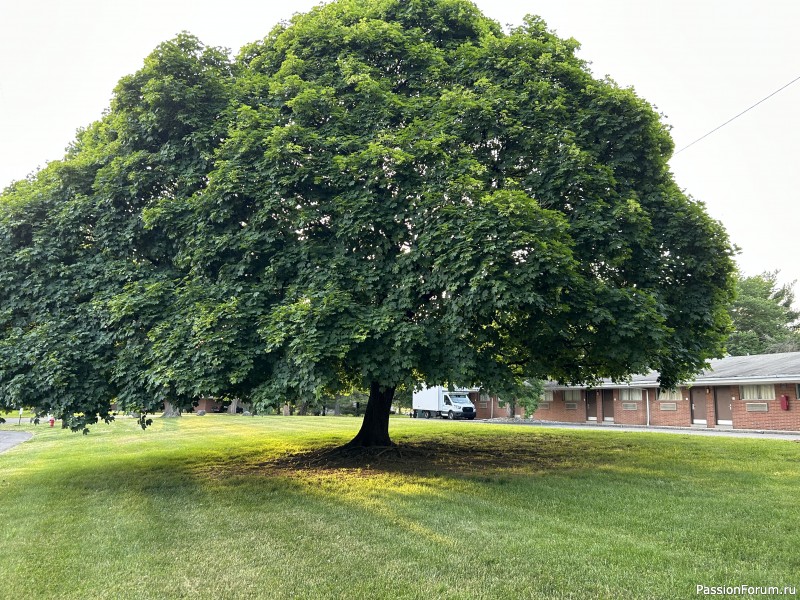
2,0,798,293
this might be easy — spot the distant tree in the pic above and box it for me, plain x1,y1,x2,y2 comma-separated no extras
0,0,736,441
519,380,546,419
495,379,545,418
392,386,413,414
727,271,800,355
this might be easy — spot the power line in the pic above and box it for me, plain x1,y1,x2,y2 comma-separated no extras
674,74,800,155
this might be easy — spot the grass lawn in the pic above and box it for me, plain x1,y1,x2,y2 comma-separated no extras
0,415,798,599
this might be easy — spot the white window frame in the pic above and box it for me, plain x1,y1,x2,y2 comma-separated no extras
658,388,682,401
741,385,775,401
619,388,642,402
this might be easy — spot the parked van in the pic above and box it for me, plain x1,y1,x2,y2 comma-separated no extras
412,386,476,420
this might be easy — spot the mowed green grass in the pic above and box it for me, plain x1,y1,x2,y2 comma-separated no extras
0,416,798,600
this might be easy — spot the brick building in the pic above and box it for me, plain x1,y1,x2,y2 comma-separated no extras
470,391,526,420
533,352,800,432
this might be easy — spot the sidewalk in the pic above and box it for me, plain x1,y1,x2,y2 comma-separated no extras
0,431,33,454
482,419,800,441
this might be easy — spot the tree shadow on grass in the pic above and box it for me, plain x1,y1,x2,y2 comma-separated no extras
221,433,612,481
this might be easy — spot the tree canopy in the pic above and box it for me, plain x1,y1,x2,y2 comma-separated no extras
727,271,800,356
0,0,736,443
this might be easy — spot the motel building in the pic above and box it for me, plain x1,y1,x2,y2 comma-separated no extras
472,352,800,432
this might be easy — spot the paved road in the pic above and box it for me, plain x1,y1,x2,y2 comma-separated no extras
0,431,32,454
483,419,800,441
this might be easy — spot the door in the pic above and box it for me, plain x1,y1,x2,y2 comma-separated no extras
441,394,453,418
602,389,615,422
714,386,733,425
586,390,597,421
691,387,707,424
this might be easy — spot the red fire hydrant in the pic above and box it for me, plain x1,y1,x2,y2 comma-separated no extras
49,416,55,427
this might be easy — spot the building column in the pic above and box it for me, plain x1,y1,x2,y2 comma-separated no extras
706,386,716,428
596,390,604,423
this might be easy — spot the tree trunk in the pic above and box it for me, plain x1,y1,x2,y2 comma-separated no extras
506,397,516,418
334,397,341,416
342,382,396,447
227,398,240,414
161,400,181,418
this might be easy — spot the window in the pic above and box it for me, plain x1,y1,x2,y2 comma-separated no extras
543,389,554,402
658,388,682,401
741,385,775,401
564,389,581,402
619,388,642,402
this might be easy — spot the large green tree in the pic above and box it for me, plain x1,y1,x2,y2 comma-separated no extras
0,0,735,444
727,271,800,356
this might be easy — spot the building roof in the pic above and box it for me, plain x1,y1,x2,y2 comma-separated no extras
548,352,800,389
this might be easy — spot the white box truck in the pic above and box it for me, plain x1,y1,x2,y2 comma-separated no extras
412,386,477,420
